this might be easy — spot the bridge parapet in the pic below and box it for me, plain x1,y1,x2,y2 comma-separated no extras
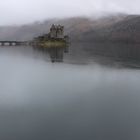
0,41,28,46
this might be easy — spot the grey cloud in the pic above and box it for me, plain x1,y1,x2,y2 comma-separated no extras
0,0,139,25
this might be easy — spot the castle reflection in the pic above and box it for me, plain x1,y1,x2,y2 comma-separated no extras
33,44,69,62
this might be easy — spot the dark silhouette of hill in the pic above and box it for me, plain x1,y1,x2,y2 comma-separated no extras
0,14,140,44
81,15,140,43
0,14,127,41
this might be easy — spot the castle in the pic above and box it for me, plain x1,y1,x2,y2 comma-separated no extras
33,24,68,44
50,24,64,39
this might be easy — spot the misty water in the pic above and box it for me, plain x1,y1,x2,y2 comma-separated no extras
0,46,140,140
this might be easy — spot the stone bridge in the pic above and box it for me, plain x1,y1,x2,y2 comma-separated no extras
0,41,29,46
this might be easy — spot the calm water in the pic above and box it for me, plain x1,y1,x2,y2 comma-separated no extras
0,47,140,140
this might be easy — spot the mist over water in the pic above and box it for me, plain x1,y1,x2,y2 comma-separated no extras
0,47,140,140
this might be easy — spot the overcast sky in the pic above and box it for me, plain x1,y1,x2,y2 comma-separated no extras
0,0,140,25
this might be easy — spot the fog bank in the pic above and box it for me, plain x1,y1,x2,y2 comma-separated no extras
0,0,140,25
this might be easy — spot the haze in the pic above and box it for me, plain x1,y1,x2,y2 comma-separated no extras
0,0,140,25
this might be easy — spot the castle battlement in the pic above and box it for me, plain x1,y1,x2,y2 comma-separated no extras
50,24,64,39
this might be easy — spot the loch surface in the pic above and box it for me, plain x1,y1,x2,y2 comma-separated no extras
0,46,139,140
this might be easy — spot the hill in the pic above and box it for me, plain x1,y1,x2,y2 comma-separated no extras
81,15,140,43
0,14,127,41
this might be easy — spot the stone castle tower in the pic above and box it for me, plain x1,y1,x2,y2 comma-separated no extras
50,24,64,39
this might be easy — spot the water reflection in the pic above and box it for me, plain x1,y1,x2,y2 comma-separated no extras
0,46,139,139
33,44,69,62
66,42,140,67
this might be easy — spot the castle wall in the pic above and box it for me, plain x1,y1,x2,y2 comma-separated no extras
50,25,64,39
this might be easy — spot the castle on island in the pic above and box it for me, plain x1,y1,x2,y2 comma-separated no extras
33,24,69,43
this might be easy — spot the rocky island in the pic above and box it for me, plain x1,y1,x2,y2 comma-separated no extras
32,24,69,48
